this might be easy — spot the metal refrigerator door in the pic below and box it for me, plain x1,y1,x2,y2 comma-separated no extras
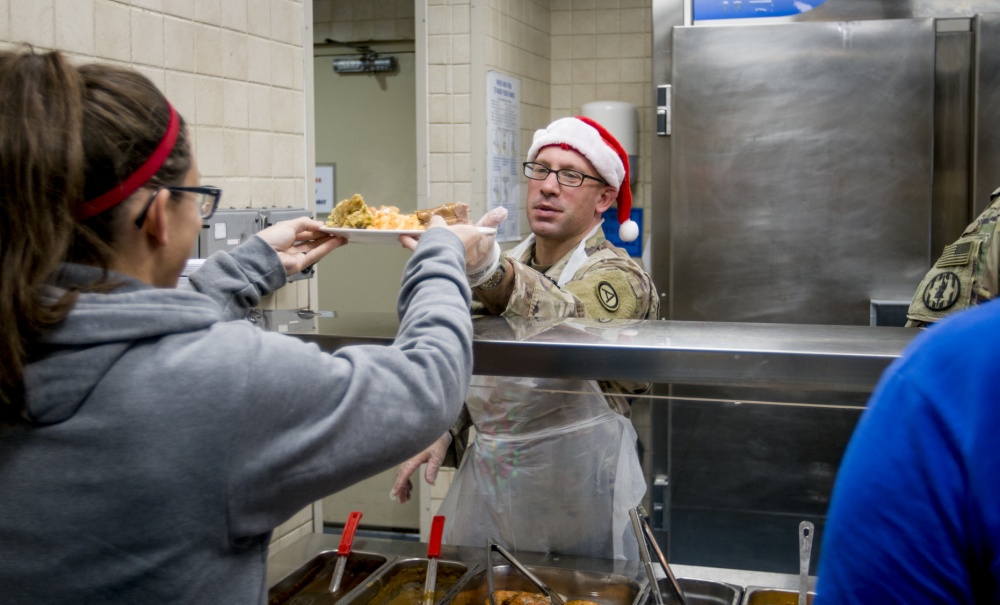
668,19,935,325
974,13,1000,213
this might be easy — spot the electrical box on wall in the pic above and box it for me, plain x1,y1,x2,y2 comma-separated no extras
247,309,317,333
197,209,263,258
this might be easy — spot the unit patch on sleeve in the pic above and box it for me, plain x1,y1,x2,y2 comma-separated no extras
597,281,619,312
921,271,961,311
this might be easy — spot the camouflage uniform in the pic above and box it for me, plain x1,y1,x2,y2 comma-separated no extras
906,187,1000,327
445,227,659,463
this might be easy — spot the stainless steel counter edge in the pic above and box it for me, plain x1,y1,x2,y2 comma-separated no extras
266,533,814,596
294,315,920,392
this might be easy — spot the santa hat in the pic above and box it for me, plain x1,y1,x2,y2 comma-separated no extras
526,115,639,242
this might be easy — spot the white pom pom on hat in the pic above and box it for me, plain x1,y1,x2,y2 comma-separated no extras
526,115,638,242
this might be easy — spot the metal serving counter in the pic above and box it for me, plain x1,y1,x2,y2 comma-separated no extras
267,532,813,603
289,315,920,579
296,313,918,395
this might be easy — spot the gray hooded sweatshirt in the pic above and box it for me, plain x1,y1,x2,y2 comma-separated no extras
0,230,473,604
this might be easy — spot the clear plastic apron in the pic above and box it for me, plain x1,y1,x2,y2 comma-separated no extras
436,375,646,560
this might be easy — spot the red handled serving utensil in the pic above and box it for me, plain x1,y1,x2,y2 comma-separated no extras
421,515,446,605
328,511,363,594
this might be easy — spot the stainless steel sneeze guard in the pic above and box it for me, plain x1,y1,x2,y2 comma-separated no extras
296,314,918,396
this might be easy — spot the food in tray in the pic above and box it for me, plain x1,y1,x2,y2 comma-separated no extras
325,194,469,230
486,591,598,605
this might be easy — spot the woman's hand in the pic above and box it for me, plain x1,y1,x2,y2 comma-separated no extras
256,217,346,276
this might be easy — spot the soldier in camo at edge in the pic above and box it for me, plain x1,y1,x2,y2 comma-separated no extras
906,186,1000,327
391,116,659,560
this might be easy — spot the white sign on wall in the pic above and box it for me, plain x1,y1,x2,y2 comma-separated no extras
315,164,335,213
487,71,521,242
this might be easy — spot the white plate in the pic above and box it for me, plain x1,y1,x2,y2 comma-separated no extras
320,226,495,244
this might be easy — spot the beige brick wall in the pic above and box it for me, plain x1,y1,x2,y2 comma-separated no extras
0,0,318,554
313,0,414,43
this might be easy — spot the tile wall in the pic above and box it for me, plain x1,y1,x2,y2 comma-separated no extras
312,0,414,43
0,0,317,554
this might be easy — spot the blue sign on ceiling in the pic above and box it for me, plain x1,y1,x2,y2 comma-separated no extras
694,0,826,21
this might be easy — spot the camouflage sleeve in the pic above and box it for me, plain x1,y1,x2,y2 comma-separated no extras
441,405,472,468
501,255,658,321
561,261,658,320
500,260,587,318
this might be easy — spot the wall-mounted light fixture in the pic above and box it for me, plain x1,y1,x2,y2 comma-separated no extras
332,55,398,73
325,38,399,74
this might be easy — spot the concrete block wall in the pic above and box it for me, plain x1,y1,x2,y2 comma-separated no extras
0,0,318,554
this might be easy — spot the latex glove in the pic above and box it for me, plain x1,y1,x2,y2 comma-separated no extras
466,207,508,287
399,211,508,283
255,216,346,276
389,432,453,504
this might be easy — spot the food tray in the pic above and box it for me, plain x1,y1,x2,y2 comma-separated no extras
646,577,743,605
267,550,392,604
342,557,472,605
740,586,815,605
444,563,642,605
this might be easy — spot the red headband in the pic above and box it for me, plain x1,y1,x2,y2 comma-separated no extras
76,103,180,221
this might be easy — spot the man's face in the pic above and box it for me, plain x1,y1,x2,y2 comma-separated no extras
526,146,616,245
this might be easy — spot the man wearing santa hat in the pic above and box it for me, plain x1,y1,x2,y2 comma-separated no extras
392,116,659,560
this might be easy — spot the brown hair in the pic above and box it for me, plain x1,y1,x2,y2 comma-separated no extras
0,48,191,424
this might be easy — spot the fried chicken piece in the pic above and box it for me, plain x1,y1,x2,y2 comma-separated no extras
485,590,599,605
486,590,548,605
416,202,469,226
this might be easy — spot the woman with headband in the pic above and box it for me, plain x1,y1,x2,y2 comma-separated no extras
0,49,495,603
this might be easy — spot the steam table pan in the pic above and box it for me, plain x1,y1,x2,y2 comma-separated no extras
741,586,815,605
645,577,743,605
341,557,472,605
444,563,642,605
267,549,392,604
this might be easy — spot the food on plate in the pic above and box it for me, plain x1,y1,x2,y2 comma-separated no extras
325,194,469,230
415,202,469,226
327,193,374,229
369,205,421,230
485,590,598,605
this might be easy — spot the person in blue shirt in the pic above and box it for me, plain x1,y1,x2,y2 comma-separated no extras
814,301,1000,603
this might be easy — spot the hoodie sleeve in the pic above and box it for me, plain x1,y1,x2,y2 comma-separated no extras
222,228,473,538
185,236,287,321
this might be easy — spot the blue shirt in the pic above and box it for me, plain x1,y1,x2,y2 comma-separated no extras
815,301,1000,603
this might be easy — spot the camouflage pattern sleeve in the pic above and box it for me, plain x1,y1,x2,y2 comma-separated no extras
905,187,1000,326
499,244,659,321
501,261,587,318
442,405,473,468
562,260,658,320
